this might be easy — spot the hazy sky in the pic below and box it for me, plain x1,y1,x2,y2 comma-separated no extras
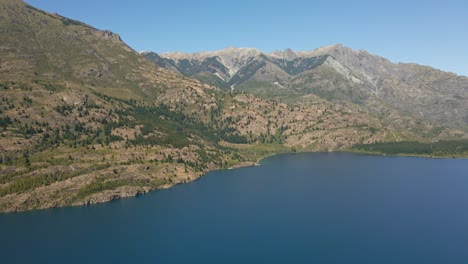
26,0,467,76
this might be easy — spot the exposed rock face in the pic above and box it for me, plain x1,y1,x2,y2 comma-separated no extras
0,0,465,214
269,48,298,61
144,44,468,128
160,47,262,79
2,0,422,214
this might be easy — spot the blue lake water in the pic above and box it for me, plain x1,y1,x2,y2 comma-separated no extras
1,152,468,263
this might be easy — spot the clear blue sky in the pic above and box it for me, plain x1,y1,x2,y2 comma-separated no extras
26,0,467,76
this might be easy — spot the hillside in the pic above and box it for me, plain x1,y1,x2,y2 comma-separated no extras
0,0,464,213
144,45,468,128
0,0,389,213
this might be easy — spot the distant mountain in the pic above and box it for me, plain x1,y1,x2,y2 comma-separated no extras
143,44,468,128
2,0,436,213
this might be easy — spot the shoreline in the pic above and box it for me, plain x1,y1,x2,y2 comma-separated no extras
0,151,278,215
346,149,468,159
73,149,468,212
2,149,467,214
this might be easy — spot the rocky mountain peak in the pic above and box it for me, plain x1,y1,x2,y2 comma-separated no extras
283,48,298,60
145,44,468,128
160,47,261,61
295,43,350,58
221,46,262,55
214,47,262,77
318,43,345,52
269,48,298,61
160,47,263,78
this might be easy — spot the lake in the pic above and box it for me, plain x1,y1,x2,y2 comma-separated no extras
1,152,468,263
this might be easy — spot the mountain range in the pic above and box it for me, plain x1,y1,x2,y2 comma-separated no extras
0,0,466,213
143,45,468,128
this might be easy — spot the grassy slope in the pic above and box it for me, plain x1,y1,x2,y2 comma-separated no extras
0,0,465,213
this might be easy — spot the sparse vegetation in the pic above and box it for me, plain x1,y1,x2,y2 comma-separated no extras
0,0,466,213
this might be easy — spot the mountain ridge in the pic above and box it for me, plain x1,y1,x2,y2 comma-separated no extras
143,45,468,128
1,0,435,213
154,43,466,77
0,0,466,213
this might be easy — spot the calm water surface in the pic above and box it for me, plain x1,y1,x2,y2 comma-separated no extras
1,152,468,263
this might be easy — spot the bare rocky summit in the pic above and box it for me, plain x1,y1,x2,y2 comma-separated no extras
145,44,468,128
0,0,465,213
